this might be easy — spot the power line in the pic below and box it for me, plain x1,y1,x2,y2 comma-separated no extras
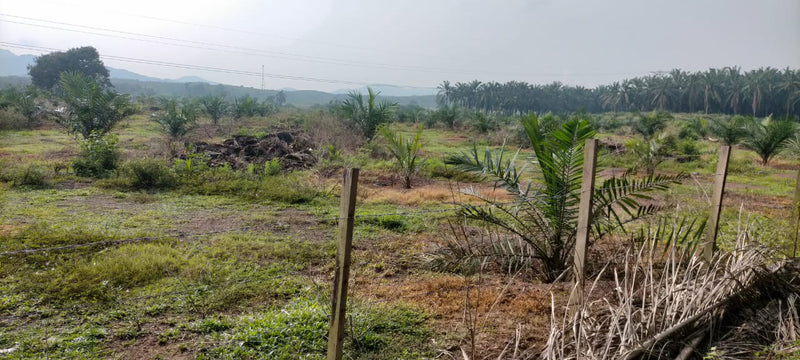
13,0,448,61
0,42,433,88
0,13,468,75
0,12,653,80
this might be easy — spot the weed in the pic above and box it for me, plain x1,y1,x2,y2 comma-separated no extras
73,132,120,178
358,215,409,233
119,158,177,190
1,163,50,188
157,328,180,345
186,316,232,334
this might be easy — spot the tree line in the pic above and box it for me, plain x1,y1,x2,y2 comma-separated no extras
437,67,800,118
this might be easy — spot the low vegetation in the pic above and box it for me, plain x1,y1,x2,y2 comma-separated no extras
0,61,799,359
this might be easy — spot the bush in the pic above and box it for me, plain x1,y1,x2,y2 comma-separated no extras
264,158,282,176
176,166,316,204
676,139,701,162
73,132,120,178
0,108,28,130
120,158,177,190
1,163,50,188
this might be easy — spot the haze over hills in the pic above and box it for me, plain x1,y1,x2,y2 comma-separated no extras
0,48,437,107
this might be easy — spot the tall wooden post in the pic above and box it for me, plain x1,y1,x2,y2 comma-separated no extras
569,139,597,313
792,169,800,258
704,146,730,262
327,168,359,360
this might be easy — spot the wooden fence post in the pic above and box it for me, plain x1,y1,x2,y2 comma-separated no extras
569,139,597,313
792,169,800,258
327,168,359,360
704,146,730,262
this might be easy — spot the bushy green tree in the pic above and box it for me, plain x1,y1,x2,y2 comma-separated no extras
338,87,396,140
28,46,110,89
55,72,134,139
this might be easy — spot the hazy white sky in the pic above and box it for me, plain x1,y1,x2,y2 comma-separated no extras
1,0,798,92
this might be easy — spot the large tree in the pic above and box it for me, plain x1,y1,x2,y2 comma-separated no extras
28,46,110,89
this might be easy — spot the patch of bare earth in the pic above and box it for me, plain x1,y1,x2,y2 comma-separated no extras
108,322,196,360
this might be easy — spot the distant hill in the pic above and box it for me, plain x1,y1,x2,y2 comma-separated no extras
109,79,436,107
0,49,36,77
0,49,436,107
1,49,215,83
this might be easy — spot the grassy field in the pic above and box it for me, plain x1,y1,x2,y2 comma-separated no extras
0,111,798,359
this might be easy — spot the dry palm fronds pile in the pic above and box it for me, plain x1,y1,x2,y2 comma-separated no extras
543,223,800,360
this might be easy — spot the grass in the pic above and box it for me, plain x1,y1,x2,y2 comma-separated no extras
0,109,798,358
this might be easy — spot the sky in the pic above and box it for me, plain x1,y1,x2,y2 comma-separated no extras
1,0,798,92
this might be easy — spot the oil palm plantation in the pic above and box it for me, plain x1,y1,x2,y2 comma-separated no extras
445,114,686,282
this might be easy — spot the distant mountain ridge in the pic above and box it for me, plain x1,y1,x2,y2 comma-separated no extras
108,67,216,84
0,49,215,84
0,48,436,107
0,49,36,77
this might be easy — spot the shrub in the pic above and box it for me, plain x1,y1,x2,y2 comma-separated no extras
176,166,316,204
120,158,177,190
264,158,282,176
73,132,120,178
676,139,701,162
0,108,27,130
1,163,50,188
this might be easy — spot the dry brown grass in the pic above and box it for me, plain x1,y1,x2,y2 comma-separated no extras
543,219,796,360
359,181,513,207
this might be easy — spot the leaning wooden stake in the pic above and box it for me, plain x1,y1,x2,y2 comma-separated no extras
568,138,597,315
704,146,730,262
327,168,359,360
792,169,800,258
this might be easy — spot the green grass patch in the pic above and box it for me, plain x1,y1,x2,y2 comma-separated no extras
202,299,431,360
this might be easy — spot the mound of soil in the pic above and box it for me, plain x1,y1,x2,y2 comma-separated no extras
189,131,316,169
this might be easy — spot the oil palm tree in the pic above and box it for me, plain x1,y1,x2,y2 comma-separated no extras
153,99,198,147
199,95,228,125
338,87,396,141
445,114,686,282
709,115,752,146
743,116,796,165
56,71,134,140
379,125,425,189
6,86,45,126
